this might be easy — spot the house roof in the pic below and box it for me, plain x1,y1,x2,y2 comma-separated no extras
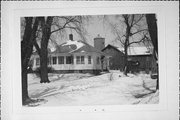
102,44,153,56
52,40,105,55
119,46,152,56
32,40,106,56
102,44,123,53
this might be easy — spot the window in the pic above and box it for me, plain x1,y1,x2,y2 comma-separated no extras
52,56,57,64
66,56,73,64
76,56,84,64
81,56,85,64
36,58,40,66
88,56,91,64
58,56,64,64
97,57,100,64
76,56,80,64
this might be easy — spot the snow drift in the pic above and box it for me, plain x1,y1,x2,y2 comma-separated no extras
27,71,158,106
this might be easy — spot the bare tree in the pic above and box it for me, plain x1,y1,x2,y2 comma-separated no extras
34,16,87,83
50,16,88,42
21,17,39,104
146,14,158,90
108,14,149,75
39,17,53,83
21,15,90,104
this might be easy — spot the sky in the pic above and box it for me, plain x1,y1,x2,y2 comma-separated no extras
81,15,117,46
51,15,118,47
50,14,152,50
21,14,153,52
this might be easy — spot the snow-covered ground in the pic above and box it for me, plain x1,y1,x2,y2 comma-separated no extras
27,70,159,106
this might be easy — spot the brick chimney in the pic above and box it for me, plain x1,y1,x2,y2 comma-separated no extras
94,34,105,51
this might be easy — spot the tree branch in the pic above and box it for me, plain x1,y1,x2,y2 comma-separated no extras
51,22,68,34
128,34,148,47
130,29,148,36
50,17,75,34
33,40,41,55
130,15,135,28
132,15,144,27
49,37,59,47
65,26,79,30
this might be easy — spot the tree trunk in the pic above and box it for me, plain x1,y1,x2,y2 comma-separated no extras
123,44,128,76
21,42,33,105
21,45,33,104
40,39,50,83
123,15,130,76
146,14,159,90
21,17,39,104
21,18,33,104
146,14,158,60
22,66,29,104
39,17,53,83
21,18,33,62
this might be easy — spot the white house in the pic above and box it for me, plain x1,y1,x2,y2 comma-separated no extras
31,34,109,74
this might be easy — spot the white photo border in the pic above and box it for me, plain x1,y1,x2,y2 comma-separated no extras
1,1,179,120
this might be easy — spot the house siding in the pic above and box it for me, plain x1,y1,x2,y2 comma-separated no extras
102,45,154,73
102,47,125,71
31,52,102,74
128,55,153,73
